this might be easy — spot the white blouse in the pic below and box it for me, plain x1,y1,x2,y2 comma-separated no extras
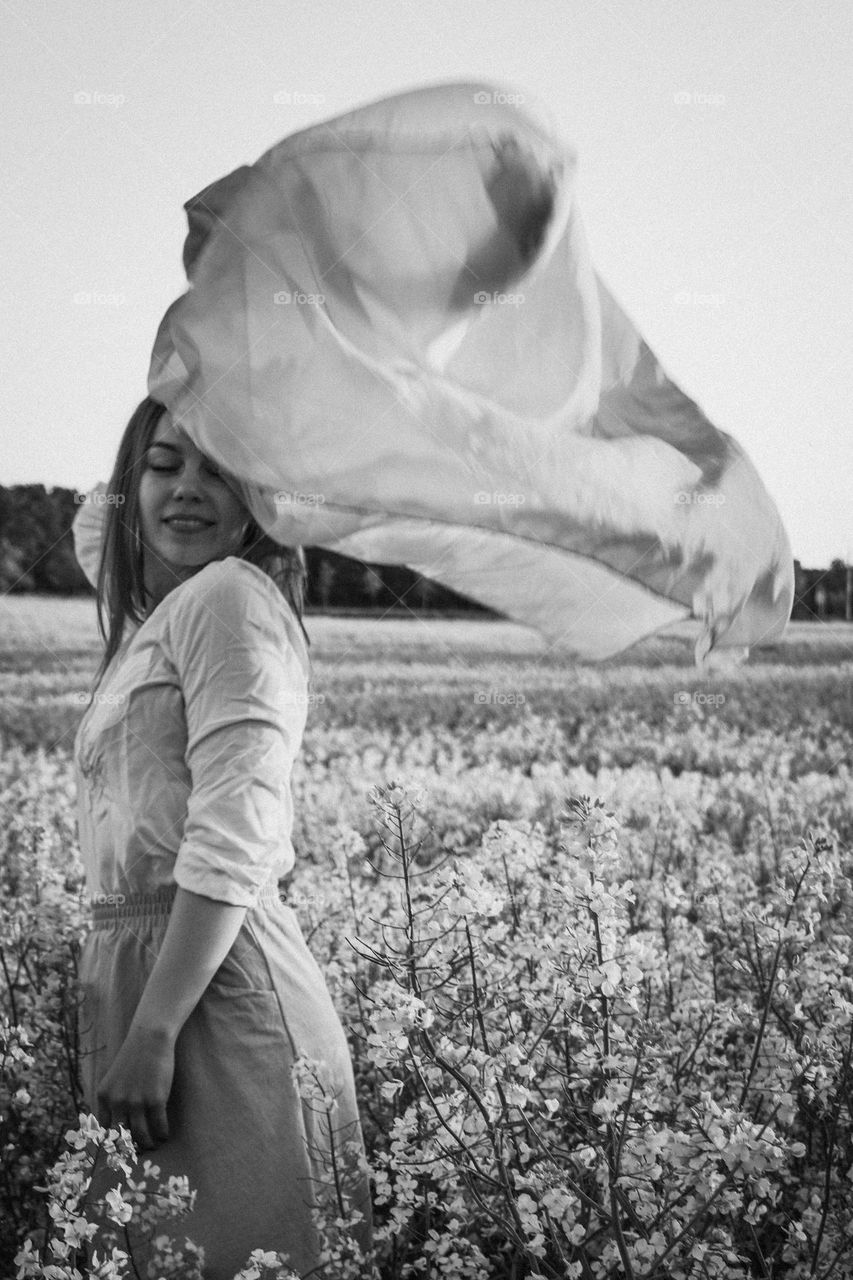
73,557,311,908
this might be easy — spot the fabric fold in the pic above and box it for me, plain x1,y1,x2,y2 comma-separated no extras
74,80,793,665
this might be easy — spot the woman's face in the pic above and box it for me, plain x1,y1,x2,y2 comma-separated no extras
137,412,248,606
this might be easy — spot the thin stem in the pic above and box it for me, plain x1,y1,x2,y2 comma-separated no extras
809,1018,853,1276
738,858,811,1110
589,895,635,1280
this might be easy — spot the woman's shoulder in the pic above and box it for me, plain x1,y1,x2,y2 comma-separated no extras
165,556,310,672
189,553,282,596
163,555,273,616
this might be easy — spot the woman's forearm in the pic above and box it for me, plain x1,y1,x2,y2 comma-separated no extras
128,887,249,1042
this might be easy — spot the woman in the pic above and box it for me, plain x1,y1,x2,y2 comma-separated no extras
74,395,372,1278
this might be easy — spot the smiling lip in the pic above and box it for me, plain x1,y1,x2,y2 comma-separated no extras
163,516,214,531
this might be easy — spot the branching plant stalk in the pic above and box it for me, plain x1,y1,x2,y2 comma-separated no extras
738,858,811,1110
389,799,529,1252
589,894,636,1280
463,915,525,1169
809,1017,853,1277
0,944,20,1026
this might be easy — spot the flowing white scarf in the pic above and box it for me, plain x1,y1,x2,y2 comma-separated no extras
74,81,793,665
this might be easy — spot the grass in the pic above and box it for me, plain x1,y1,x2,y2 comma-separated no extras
1,595,852,754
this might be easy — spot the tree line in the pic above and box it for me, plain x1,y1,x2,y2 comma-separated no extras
0,484,847,622
0,485,488,615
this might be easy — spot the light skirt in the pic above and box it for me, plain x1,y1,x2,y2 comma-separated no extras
79,883,372,1279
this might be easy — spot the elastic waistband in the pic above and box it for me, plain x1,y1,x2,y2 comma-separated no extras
89,880,286,926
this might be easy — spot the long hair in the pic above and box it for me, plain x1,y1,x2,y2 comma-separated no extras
92,395,310,690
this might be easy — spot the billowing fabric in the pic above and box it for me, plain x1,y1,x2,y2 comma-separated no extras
136,79,793,667
74,557,371,1274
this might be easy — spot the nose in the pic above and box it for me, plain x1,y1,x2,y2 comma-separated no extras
171,459,206,501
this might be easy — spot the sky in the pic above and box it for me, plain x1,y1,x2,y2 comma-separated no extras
2,0,851,568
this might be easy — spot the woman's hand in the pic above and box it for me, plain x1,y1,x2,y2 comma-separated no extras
94,888,249,1153
96,1024,176,1152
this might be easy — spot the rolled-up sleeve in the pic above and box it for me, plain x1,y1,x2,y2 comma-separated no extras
164,558,309,906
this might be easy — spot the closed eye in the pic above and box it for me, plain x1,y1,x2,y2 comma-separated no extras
144,437,226,481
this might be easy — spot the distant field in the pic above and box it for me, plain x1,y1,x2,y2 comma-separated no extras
2,592,853,668
1,593,851,761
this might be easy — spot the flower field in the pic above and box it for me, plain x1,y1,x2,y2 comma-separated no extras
2,598,853,1278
